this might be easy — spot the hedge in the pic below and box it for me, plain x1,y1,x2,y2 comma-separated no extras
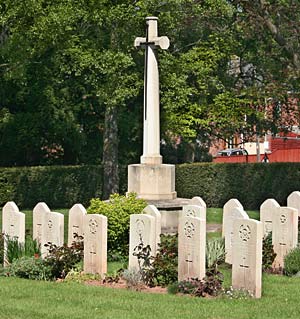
0,165,102,208
1,162,300,210
175,162,300,209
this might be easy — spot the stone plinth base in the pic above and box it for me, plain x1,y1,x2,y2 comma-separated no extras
147,198,191,233
128,163,177,200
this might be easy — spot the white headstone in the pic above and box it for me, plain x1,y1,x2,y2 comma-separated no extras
128,214,156,270
260,199,280,237
2,202,25,243
40,211,64,257
68,204,87,246
33,202,51,243
222,200,249,264
272,207,298,268
83,214,107,275
143,205,161,252
178,216,206,281
190,196,207,208
2,202,25,265
287,191,300,216
182,204,206,221
232,218,263,299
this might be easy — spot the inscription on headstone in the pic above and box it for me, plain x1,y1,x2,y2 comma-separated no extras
83,214,107,275
40,211,64,257
2,202,25,265
272,207,298,268
222,200,249,264
178,216,205,281
232,219,263,298
33,202,51,244
260,199,280,237
68,204,87,246
128,214,156,270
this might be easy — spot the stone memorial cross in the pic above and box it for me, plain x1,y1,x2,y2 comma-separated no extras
134,17,169,165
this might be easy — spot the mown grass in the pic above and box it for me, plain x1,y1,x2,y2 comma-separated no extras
1,270,300,319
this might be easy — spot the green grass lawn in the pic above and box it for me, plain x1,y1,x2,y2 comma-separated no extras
0,270,300,319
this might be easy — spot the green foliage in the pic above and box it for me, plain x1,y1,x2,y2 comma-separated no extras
206,237,226,270
284,247,300,276
0,165,102,208
176,162,300,209
5,235,40,264
43,236,84,279
122,268,144,291
262,232,277,272
87,193,147,256
5,256,52,280
0,233,4,264
151,234,178,286
176,271,224,297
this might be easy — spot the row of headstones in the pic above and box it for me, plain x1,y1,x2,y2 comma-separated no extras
1,201,107,274
222,191,300,298
128,200,206,281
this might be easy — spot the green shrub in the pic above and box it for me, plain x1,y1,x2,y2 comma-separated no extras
176,162,300,209
6,256,52,280
284,247,300,276
262,232,277,272
0,165,103,208
151,234,178,286
87,193,147,257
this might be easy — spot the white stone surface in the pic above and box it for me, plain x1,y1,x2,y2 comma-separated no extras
287,191,300,216
260,199,280,237
143,205,161,252
2,202,25,265
68,204,87,246
83,214,107,275
128,163,176,200
272,207,298,268
190,196,207,208
40,211,64,257
128,214,156,270
33,202,51,243
232,218,263,299
178,216,206,281
182,204,206,221
222,199,249,264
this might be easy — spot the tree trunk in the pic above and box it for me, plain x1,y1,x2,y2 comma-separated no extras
102,104,119,199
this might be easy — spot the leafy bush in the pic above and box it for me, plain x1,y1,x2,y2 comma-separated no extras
284,247,300,276
262,232,277,272
206,237,226,270
176,271,224,297
151,234,178,286
43,236,84,279
87,193,147,257
6,256,52,280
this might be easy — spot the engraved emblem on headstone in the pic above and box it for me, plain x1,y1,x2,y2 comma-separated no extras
186,209,196,217
184,221,195,238
280,214,287,224
135,219,145,236
48,220,53,229
239,224,251,242
89,219,98,234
